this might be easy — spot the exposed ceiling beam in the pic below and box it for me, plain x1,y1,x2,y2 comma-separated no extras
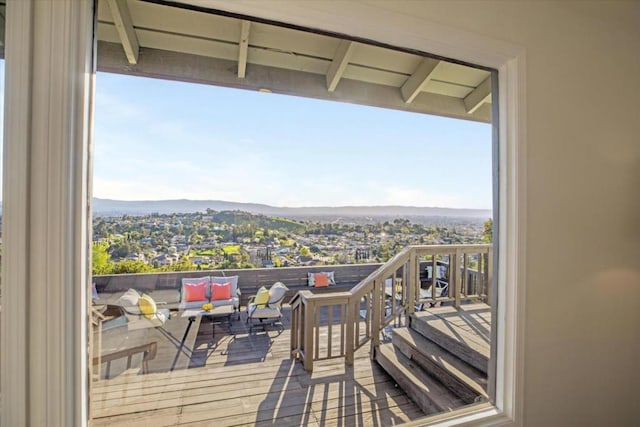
326,40,356,92
237,20,251,78
401,58,440,103
97,42,492,124
464,76,492,114
106,0,139,65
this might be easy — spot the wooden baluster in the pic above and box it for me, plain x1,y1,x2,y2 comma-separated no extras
453,249,461,308
487,247,493,305
327,304,333,359
314,304,320,360
372,279,381,349
340,303,346,359
463,252,468,298
431,254,437,306
478,252,484,299
365,292,371,339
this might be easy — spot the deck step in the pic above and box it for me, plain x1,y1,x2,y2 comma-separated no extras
375,343,465,416
410,311,489,374
392,328,487,404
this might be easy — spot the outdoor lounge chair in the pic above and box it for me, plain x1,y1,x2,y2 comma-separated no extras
246,282,288,332
113,288,171,330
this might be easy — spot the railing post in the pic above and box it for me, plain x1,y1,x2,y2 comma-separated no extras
290,302,298,359
408,249,417,315
371,279,381,350
303,299,314,372
453,249,462,308
345,297,355,366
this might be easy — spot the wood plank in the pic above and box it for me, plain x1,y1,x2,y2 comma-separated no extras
392,328,487,400
326,40,356,91
237,20,251,78
105,0,139,64
91,303,424,426
94,376,414,426
97,42,492,123
401,58,440,103
410,305,490,373
94,363,386,409
376,344,464,415
91,280,491,426
463,76,491,114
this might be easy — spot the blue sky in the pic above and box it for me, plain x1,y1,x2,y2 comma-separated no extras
93,72,492,209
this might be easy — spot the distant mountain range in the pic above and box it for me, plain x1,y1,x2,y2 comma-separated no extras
92,198,491,221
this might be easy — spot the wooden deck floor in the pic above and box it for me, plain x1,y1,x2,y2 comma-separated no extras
90,306,425,426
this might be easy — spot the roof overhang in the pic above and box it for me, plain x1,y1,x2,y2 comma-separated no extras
99,0,493,123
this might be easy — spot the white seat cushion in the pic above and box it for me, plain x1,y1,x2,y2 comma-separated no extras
116,288,142,314
248,304,281,319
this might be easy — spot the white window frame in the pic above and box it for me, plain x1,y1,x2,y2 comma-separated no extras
1,1,526,426
1,0,94,425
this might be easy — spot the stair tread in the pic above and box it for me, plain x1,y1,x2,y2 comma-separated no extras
412,306,490,357
410,312,489,373
376,343,466,415
393,327,487,398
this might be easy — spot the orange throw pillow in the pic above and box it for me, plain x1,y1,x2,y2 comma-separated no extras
184,281,207,302
314,273,329,287
212,282,232,300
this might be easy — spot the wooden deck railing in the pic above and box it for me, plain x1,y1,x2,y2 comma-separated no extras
92,341,158,379
290,244,492,371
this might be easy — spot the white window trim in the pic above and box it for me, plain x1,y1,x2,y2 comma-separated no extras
1,1,525,426
1,0,94,426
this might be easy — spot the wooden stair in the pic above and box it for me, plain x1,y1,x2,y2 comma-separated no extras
374,304,490,416
410,307,490,374
375,344,465,415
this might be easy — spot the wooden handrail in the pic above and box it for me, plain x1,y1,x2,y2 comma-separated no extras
290,244,493,372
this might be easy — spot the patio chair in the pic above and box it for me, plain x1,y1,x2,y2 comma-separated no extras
246,282,288,332
114,288,171,330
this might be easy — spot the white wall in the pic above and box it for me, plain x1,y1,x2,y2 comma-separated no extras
371,1,640,425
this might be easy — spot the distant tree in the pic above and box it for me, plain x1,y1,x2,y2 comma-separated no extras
92,241,114,275
112,260,153,274
109,238,140,259
482,218,493,243
160,256,195,272
189,232,203,245
299,246,311,257
237,251,255,269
